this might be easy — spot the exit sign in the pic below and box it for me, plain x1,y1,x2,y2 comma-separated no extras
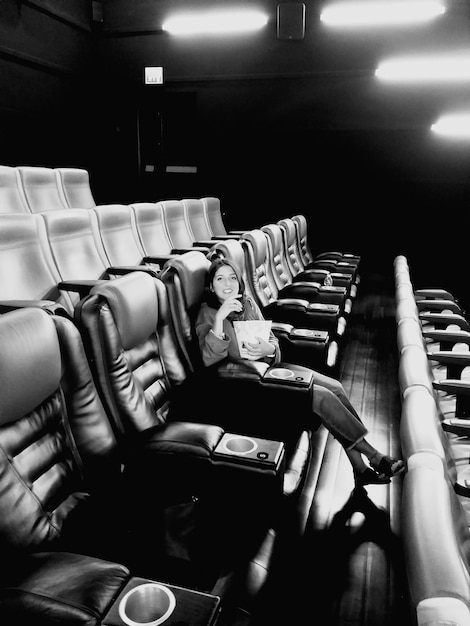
145,67,164,85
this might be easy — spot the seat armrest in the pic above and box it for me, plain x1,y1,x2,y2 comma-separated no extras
419,312,470,331
415,288,455,301
142,254,179,266
211,234,242,240
423,329,470,351
0,299,69,316
416,299,462,314
432,379,470,394
428,351,470,378
106,265,160,278
192,240,217,248
59,279,106,299
171,246,210,254
275,297,310,309
432,379,470,417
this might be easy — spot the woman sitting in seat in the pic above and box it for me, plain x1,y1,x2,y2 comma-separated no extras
196,258,405,486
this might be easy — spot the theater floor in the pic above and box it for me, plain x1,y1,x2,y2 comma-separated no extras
222,261,415,626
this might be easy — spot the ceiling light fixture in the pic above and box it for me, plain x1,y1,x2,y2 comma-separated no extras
431,113,470,138
162,10,269,35
376,54,470,82
320,0,445,27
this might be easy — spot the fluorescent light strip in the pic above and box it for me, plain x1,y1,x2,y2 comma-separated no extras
162,10,268,35
376,55,470,82
320,0,445,27
431,113,470,138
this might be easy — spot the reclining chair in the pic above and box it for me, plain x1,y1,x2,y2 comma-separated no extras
158,251,330,503
201,196,248,238
291,213,361,271
207,238,340,372
55,167,97,209
183,198,242,246
261,222,354,314
16,165,69,213
0,212,74,316
0,306,224,624
0,164,31,213
41,207,168,309
131,201,182,266
92,204,166,273
160,199,213,255
238,229,348,338
73,271,314,597
278,216,359,287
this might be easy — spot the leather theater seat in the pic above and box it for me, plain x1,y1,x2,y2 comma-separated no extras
158,250,330,504
278,216,359,286
291,213,360,273
160,199,212,254
0,306,223,624
0,212,75,316
16,165,69,213
55,167,97,209
73,271,299,597
0,165,31,213
237,228,348,338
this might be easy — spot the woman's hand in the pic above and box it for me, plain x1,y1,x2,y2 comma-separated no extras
215,295,243,322
244,336,275,360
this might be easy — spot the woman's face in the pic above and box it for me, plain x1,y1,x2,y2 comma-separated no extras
212,264,240,303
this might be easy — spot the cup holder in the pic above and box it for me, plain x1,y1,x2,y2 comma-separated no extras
119,583,176,626
223,435,258,455
291,328,316,337
269,367,295,380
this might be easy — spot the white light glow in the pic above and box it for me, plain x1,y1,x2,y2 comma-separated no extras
431,113,470,138
320,0,445,27
162,10,269,35
376,54,470,82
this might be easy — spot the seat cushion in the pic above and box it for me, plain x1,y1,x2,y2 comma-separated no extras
0,551,131,626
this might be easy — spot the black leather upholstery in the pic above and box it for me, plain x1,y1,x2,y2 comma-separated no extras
73,271,288,589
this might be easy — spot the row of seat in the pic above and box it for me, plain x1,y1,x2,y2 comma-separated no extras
395,255,470,626
0,163,363,623
0,249,333,625
0,165,97,212
0,199,361,373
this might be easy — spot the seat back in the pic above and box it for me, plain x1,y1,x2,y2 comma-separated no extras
291,214,314,267
0,165,30,213
131,201,174,256
17,166,68,213
159,251,211,373
261,223,295,291
0,307,119,555
55,167,96,209
0,213,74,315
41,208,111,308
240,229,280,310
183,198,213,241
161,199,197,249
277,217,305,278
92,204,149,267
200,197,228,237
208,238,257,302
75,271,189,441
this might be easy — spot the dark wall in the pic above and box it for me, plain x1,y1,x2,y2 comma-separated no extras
2,0,470,302
0,0,95,168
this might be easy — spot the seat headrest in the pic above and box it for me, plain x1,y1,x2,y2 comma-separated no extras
163,251,210,309
242,229,267,264
0,308,61,426
90,272,158,350
211,239,245,270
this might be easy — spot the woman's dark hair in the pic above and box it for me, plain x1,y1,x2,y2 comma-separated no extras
205,258,247,313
